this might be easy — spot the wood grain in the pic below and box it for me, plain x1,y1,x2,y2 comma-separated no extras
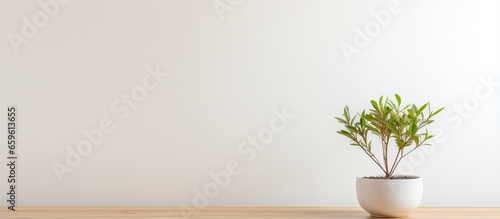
0,207,499,218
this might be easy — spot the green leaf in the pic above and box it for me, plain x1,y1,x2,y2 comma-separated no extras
371,100,378,110
346,125,357,132
407,109,415,118
431,107,445,117
417,103,428,115
379,96,384,107
334,117,347,124
425,134,435,140
396,139,405,147
412,135,420,146
411,104,418,113
395,94,401,106
343,106,350,120
350,115,357,126
337,130,353,139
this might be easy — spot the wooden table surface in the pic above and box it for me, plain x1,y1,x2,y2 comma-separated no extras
1,207,499,219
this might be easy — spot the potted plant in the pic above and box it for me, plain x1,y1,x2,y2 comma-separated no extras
335,94,443,217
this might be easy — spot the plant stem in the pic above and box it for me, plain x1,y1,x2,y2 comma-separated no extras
382,137,388,176
351,138,387,176
362,148,387,176
390,146,420,176
388,148,402,176
382,128,391,177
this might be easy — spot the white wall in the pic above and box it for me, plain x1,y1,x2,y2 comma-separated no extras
0,0,499,207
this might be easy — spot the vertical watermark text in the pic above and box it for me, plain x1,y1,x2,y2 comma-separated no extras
6,106,18,211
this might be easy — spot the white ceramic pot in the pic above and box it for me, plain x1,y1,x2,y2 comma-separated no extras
356,176,423,217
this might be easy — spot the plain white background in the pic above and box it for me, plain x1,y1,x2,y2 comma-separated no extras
0,0,499,207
